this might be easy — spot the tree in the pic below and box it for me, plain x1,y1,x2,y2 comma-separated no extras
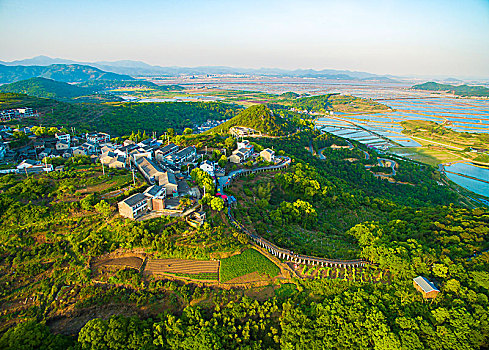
184,128,193,135
179,197,192,210
48,126,59,135
225,136,236,151
210,197,225,211
0,320,72,350
444,279,461,294
218,155,227,168
167,128,175,137
432,264,448,278
94,200,112,218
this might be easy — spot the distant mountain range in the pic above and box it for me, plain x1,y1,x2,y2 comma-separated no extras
0,63,134,84
0,55,401,82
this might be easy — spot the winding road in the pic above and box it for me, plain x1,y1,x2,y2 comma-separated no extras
216,155,367,268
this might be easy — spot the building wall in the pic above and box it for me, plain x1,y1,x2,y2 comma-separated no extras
152,198,165,212
229,154,242,164
118,202,135,219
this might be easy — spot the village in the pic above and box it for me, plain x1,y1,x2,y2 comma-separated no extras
0,112,284,226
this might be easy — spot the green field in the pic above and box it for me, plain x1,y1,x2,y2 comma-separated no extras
219,249,280,282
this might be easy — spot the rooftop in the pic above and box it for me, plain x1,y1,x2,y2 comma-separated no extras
413,276,439,293
121,193,147,207
144,185,165,197
159,171,178,186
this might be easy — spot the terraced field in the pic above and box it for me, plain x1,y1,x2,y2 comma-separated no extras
144,259,219,278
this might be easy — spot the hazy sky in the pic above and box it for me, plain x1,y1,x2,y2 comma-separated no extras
1,0,488,77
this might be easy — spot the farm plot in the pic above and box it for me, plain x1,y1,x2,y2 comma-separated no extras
144,259,219,280
93,256,144,271
219,249,280,283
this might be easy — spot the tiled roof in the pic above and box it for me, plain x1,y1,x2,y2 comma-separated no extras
122,193,147,207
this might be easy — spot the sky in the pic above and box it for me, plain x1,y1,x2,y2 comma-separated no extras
1,0,489,78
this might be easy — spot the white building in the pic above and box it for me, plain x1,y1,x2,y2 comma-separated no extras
86,132,110,144
55,132,71,144
200,160,216,177
260,148,275,162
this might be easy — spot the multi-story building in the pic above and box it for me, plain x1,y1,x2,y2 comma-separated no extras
118,193,148,219
155,143,179,163
164,146,197,166
55,132,71,144
86,132,110,144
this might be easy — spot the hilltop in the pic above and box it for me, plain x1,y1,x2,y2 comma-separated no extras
412,82,489,97
0,77,121,102
206,104,293,136
0,64,134,84
288,93,392,114
0,92,239,136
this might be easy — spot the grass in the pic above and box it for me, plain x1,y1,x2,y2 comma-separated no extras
219,249,280,282
174,272,219,280
390,146,465,166
275,283,298,299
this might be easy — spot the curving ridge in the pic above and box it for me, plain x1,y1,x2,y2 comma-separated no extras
219,156,367,268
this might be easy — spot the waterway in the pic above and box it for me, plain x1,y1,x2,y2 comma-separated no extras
444,163,489,197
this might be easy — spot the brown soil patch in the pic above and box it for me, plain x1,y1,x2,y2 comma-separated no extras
93,257,144,270
144,259,219,276
243,285,276,301
224,271,267,284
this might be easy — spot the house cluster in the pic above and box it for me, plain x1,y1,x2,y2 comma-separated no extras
116,140,203,219
0,127,111,170
16,159,54,174
229,139,254,164
0,108,37,122
194,119,230,133
230,126,261,138
289,107,326,116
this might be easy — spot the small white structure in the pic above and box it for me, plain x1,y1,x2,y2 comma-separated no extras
260,148,275,162
200,160,216,177
55,132,71,144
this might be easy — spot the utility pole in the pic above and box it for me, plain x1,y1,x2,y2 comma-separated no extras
132,168,136,186
102,159,105,176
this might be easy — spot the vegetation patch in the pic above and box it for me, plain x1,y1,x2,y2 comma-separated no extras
219,249,280,282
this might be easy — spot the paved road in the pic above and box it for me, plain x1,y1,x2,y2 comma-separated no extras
377,158,398,176
216,156,291,193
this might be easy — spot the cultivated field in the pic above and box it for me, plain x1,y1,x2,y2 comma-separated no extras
219,249,280,283
144,259,219,280
93,256,144,271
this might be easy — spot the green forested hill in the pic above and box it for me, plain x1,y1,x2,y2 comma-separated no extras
206,104,293,136
0,127,487,349
0,64,134,84
0,77,121,102
289,93,392,113
0,93,239,135
412,82,489,97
